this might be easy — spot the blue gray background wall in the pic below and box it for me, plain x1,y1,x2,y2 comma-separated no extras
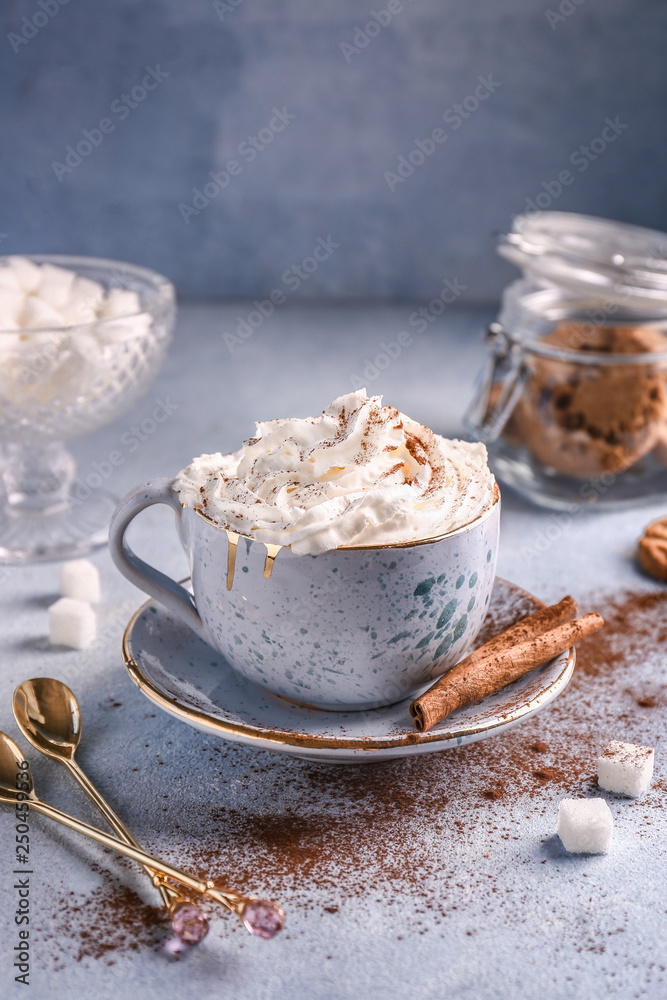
1,0,665,301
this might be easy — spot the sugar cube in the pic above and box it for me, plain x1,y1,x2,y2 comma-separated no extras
60,301,98,326
101,313,152,343
557,798,613,854
598,740,654,797
0,266,21,292
100,287,141,319
38,263,76,310
39,262,76,289
71,275,104,315
37,282,71,311
7,256,42,293
0,288,25,328
0,332,23,356
21,296,64,330
60,559,101,604
49,597,96,649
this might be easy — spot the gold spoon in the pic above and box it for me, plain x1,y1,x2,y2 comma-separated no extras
12,678,208,945
0,725,284,940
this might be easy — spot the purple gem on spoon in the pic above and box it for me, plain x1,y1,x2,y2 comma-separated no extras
241,899,285,939
171,901,209,945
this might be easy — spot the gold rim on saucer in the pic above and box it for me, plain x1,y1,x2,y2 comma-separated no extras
121,576,575,754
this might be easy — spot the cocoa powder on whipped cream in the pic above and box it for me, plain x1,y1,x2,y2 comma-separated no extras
174,390,496,554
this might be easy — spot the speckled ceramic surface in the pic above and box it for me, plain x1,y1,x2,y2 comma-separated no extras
110,480,500,709
122,577,574,762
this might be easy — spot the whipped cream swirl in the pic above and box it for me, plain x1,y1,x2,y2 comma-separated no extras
174,390,496,554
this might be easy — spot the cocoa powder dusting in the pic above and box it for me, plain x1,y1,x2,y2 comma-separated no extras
481,783,505,800
532,767,565,785
44,588,665,964
50,865,166,966
404,434,429,466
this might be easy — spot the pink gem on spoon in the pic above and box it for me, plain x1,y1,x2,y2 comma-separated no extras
170,901,209,945
241,899,285,939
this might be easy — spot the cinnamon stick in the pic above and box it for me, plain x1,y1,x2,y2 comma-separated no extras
453,595,579,671
410,611,604,733
409,596,577,727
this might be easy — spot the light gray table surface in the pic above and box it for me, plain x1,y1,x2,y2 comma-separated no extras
0,303,665,999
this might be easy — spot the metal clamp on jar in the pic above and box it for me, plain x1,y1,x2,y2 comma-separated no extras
466,212,667,510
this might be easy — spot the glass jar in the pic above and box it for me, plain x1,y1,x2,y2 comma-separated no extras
466,212,667,510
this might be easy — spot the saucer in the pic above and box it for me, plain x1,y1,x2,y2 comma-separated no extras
122,578,575,763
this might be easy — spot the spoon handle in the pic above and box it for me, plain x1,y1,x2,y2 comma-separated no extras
63,758,184,913
29,796,221,901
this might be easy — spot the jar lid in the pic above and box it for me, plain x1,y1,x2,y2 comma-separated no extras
499,212,667,310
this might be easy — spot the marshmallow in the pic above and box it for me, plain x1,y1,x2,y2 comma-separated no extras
598,740,654,797
48,597,97,649
60,559,101,604
557,798,613,854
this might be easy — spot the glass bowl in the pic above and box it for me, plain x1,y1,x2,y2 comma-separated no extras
0,254,175,562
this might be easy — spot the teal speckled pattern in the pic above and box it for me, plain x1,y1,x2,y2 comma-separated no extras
181,497,500,709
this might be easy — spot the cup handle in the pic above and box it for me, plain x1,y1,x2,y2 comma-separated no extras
109,478,208,643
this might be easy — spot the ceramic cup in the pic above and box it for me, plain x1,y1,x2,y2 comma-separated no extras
109,479,500,710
